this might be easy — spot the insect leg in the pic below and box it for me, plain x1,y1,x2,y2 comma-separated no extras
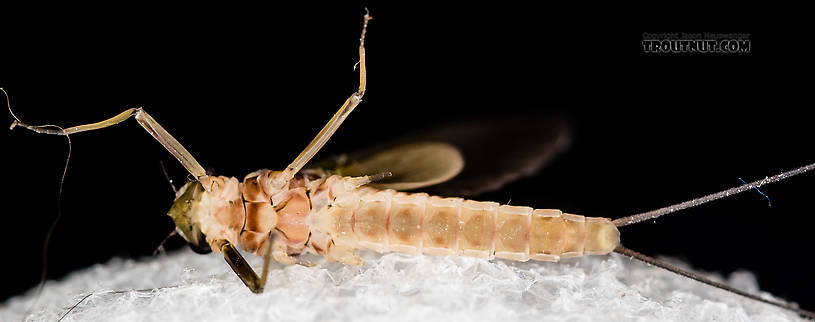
8,106,207,179
217,239,266,293
280,11,373,182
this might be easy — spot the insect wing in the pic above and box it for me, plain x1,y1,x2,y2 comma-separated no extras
416,115,572,196
335,142,464,191
314,114,571,197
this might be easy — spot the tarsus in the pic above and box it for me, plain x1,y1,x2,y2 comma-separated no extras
4,88,73,316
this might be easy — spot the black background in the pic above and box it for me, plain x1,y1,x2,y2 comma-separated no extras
3,3,814,314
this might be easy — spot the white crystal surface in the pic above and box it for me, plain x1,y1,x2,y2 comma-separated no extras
0,250,802,321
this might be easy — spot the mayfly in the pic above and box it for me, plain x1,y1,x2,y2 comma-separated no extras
6,12,815,319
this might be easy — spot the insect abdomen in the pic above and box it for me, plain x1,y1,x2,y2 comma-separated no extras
322,187,620,262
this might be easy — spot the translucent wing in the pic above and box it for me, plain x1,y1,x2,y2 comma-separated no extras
313,114,571,197
336,142,464,191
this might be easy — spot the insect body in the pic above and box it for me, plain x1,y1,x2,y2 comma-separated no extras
176,169,620,271
7,11,815,319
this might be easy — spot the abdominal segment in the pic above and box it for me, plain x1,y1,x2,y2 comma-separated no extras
315,183,620,262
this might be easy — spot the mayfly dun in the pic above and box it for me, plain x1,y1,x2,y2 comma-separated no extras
5,10,815,320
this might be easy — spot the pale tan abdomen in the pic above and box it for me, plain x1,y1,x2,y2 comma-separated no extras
318,188,621,262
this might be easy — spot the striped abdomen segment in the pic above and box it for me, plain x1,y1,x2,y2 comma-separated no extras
317,189,620,262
